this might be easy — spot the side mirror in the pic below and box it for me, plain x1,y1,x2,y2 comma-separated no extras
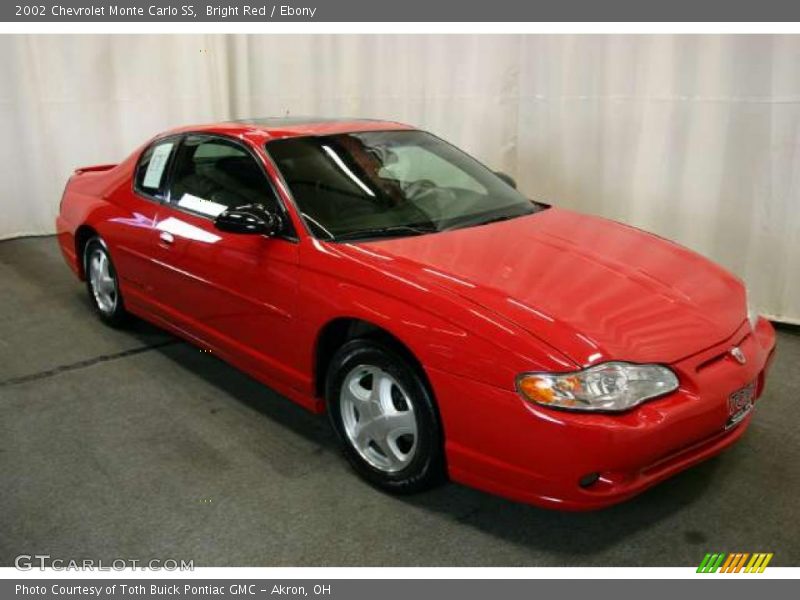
494,171,517,189
214,205,283,236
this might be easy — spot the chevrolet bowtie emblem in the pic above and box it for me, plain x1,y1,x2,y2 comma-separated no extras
730,347,746,365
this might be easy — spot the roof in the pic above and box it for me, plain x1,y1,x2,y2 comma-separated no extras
163,117,414,142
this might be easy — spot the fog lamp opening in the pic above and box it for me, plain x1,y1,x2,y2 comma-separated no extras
579,472,600,488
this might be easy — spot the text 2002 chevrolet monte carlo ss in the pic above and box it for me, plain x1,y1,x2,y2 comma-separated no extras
57,118,776,510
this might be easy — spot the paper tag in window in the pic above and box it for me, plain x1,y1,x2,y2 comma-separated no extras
142,143,174,189
177,193,227,217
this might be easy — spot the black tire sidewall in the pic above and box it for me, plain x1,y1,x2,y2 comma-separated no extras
326,339,444,494
84,237,126,326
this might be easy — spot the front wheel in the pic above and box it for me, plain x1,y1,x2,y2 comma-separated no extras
84,236,128,327
326,339,445,494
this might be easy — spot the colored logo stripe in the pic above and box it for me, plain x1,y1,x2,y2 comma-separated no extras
697,553,726,573
697,552,773,573
745,553,773,573
720,553,736,572
720,553,750,573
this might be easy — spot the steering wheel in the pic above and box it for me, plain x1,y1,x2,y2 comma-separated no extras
402,179,438,199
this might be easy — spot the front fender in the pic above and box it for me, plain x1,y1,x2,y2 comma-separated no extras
298,240,575,392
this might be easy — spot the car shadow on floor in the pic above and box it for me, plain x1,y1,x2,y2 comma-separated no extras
398,461,720,558
138,328,721,559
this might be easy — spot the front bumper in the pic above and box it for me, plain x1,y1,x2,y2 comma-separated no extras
432,317,777,510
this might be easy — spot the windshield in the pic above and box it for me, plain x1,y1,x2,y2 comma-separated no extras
266,130,538,241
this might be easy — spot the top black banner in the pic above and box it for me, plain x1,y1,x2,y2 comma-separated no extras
4,0,800,22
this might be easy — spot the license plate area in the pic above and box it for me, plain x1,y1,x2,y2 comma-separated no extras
725,381,756,430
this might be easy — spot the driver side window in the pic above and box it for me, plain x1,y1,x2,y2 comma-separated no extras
168,136,280,218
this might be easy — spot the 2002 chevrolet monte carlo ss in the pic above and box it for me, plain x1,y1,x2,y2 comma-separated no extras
56,117,776,510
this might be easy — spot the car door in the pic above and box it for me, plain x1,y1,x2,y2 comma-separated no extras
104,137,179,309
152,134,304,389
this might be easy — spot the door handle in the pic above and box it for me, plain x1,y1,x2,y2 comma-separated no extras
159,231,175,245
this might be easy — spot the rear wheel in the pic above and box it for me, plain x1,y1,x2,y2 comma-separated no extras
326,339,445,493
84,237,128,327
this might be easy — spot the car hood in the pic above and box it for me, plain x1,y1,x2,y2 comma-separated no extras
337,207,746,366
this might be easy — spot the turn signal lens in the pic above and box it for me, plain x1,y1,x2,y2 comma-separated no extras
517,362,679,412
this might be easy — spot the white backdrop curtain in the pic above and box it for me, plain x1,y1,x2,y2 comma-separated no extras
0,35,798,323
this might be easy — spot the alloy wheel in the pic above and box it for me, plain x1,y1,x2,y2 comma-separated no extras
339,364,418,473
88,247,117,315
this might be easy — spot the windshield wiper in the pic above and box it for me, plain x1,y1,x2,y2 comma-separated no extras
444,212,527,231
335,224,439,241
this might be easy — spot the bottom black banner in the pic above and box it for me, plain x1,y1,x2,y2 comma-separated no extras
3,579,792,600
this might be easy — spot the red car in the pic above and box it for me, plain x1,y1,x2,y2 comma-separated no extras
56,118,776,510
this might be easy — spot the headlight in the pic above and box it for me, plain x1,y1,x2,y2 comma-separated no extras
517,362,679,412
746,288,759,330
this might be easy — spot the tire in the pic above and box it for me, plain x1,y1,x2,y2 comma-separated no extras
326,338,445,494
84,236,128,327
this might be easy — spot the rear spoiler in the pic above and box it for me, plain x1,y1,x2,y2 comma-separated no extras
74,163,117,175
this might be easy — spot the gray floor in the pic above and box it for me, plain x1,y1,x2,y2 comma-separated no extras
1,235,798,567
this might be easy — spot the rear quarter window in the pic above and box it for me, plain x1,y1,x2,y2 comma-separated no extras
134,140,177,199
